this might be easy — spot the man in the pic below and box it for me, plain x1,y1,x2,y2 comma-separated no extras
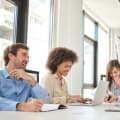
0,43,49,112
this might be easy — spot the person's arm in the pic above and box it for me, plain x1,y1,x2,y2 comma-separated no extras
107,95,119,103
0,96,44,112
66,95,81,103
66,95,91,103
10,69,49,103
30,83,49,103
0,97,18,111
10,69,36,87
16,99,44,112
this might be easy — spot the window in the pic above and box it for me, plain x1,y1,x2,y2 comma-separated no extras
97,27,109,82
83,12,109,97
27,0,52,82
0,0,17,68
83,13,97,97
83,13,96,87
84,37,94,85
84,15,95,39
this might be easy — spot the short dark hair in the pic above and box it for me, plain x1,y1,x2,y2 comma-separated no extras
3,43,29,66
46,47,78,74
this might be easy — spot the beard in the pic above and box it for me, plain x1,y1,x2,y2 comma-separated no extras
14,63,26,70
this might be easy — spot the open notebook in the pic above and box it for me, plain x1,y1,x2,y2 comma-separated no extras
68,80,109,106
41,104,67,112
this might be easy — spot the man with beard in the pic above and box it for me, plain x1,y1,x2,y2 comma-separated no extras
0,43,49,112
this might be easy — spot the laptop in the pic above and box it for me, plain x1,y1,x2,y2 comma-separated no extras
68,80,109,106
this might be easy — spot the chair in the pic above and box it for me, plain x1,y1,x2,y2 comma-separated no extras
100,74,106,81
25,69,39,82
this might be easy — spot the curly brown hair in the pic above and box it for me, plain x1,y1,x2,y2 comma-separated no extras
46,47,78,74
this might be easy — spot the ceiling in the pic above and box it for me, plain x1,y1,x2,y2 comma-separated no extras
83,0,120,29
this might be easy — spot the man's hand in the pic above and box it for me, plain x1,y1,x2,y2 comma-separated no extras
10,69,36,86
16,99,44,112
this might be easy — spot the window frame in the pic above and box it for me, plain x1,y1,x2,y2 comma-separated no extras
83,11,98,89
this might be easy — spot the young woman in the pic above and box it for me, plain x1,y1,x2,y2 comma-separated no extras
105,59,120,102
42,47,89,104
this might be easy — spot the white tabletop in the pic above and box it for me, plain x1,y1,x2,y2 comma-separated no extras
0,105,120,120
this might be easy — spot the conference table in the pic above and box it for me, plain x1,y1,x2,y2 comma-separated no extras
0,105,120,120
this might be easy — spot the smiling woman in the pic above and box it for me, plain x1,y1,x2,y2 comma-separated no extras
41,47,90,104
106,59,120,96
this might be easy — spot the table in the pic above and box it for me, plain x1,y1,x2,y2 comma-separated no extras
0,105,120,120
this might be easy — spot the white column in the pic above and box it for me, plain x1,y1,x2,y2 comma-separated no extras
52,0,83,95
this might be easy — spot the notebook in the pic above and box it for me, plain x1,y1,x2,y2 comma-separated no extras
68,80,109,106
41,104,67,112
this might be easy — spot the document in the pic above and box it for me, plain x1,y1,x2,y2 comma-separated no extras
104,102,120,112
41,104,67,112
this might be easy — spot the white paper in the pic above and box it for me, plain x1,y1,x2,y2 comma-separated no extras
41,104,60,112
104,102,120,112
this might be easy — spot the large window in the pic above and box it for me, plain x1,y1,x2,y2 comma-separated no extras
83,14,97,97
0,0,17,68
83,12,109,97
27,0,52,82
98,27,109,82
84,37,94,85
83,14,96,87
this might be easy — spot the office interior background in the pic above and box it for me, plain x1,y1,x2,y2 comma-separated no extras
0,0,120,97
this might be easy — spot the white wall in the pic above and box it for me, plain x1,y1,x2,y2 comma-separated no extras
52,0,83,95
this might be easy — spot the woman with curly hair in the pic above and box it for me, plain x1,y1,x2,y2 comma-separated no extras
42,47,89,104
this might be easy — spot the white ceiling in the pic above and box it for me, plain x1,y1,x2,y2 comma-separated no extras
83,0,120,29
